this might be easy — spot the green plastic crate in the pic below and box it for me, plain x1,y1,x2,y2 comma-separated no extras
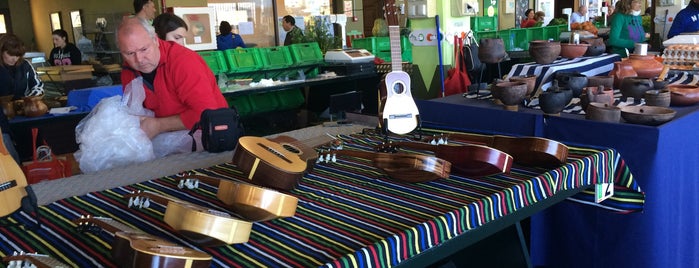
352,36,412,53
258,46,293,70
471,16,498,31
543,25,561,41
474,30,498,42
226,95,252,117
197,50,228,74
248,92,280,113
528,27,545,42
351,37,377,50
499,28,530,51
275,88,305,110
224,48,263,73
289,43,324,66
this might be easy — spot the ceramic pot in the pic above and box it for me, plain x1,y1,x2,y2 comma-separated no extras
529,40,561,64
493,81,528,111
22,95,48,117
666,84,699,106
0,95,15,120
560,43,590,59
509,75,537,96
625,54,664,79
539,90,569,115
555,72,588,97
581,38,606,56
620,106,677,126
479,38,507,64
652,79,669,90
586,102,621,123
610,61,638,89
620,77,653,102
644,89,671,107
580,86,615,109
587,75,615,89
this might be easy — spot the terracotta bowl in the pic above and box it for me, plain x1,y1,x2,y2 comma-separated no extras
559,43,590,59
529,40,561,64
620,106,676,126
666,84,699,106
586,102,621,123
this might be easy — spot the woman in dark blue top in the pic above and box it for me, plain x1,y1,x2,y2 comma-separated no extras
216,21,246,50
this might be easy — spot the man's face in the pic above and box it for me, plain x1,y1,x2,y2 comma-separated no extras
282,20,292,31
119,25,160,73
580,6,587,15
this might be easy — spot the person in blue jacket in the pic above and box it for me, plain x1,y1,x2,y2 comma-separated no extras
667,0,699,39
216,21,246,50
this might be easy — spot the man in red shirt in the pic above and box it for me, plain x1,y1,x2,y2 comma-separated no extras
118,17,227,139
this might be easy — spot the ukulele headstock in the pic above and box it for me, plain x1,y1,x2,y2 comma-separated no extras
384,0,399,26
315,139,345,164
73,214,108,233
126,190,152,209
176,171,200,190
375,142,400,153
422,134,449,145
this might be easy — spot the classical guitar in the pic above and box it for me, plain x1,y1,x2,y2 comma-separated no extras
318,146,451,183
0,131,28,217
441,133,569,168
378,0,420,135
124,190,253,246
73,215,212,268
176,172,298,222
3,252,69,268
377,140,513,178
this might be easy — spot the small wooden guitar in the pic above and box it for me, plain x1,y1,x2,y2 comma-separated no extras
176,172,298,222
319,147,451,183
0,131,28,217
232,136,309,191
441,133,569,168
377,140,513,178
124,190,252,246
378,0,420,135
73,215,212,268
3,252,69,268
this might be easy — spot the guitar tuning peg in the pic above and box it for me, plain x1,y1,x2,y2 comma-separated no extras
193,179,200,189
430,139,437,145
143,198,150,208
331,154,337,162
177,180,185,189
128,197,134,208
317,155,324,163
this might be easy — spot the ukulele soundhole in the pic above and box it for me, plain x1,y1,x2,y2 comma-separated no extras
281,144,301,154
393,82,405,94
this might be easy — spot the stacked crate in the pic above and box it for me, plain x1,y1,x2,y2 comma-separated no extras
351,36,412,63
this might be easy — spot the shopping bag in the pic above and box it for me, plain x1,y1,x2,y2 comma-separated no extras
444,36,471,96
22,128,72,184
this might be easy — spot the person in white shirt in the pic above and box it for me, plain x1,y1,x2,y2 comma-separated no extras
571,4,588,24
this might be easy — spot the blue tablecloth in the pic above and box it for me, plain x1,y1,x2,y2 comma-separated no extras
416,96,699,268
506,53,621,92
67,85,122,112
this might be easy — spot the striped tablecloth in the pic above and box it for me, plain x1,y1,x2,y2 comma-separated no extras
0,130,644,267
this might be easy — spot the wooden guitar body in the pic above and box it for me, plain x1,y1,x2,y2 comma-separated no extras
446,133,569,168
324,149,451,183
0,132,28,217
232,136,308,191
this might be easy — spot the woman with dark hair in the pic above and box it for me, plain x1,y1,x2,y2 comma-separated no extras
0,34,44,100
49,29,82,66
521,9,537,28
216,21,246,50
153,13,189,46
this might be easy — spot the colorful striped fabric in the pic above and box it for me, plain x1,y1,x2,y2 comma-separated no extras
0,129,644,267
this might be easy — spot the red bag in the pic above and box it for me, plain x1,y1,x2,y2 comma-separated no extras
22,128,72,184
444,36,471,96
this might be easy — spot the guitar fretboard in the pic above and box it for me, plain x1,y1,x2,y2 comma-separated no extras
389,25,402,72
94,217,140,234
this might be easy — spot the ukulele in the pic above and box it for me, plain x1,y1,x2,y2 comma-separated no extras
3,252,69,268
124,190,253,246
318,145,451,183
377,139,514,178
442,133,569,168
73,215,212,268
378,0,420,135
0,131,28,217
176,172,299,222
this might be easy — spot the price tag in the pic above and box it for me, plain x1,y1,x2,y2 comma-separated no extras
595,182,614,203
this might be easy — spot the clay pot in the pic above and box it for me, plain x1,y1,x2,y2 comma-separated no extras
620,77,653,102
586,102,621,123
539,90,570,115
625,54,664,79
22,95,48,117
610,61,638,89
493,81,528,111
509,75,537,96
560,43,590,59
529,40,561,64
581,38,606,57
652,79,669,90
587,76,615,89
0,95,15,120
479,38,507,64
555,72,588,97
580,86,615,109
666,84,699,106
620,106,676,126
644,89,671,107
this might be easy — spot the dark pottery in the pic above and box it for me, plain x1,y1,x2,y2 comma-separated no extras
586,102,621,123
539,81,570,115
620,106,676,126
529,40,561,64
666,84,699,106
587,75,614,89
652,79,669,90
643,89,671,107
581,38,606,56
620,77,653,102
493,81,528,111
509,75,537,96
555,72,588,97
479,38,507,64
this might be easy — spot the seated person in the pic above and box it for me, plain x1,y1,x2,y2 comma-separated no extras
571,4,588,24
0,34,44,100
216,21,246,50
152,13,188,46
49,29,82,66
117,17,228,139
534,11,546,27
521,9,538,28
667,0,699,39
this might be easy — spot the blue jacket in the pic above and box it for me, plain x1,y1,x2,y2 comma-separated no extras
668,1,699,38
216,33,246,51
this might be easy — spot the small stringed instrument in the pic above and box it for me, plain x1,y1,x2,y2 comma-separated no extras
378,0,420,135
319,146,451,183
73,215,212,268
124,190,253,246
442,133,569,168
0,131,28,217
377,140,513,177
3,252,69,268
176,172,298,222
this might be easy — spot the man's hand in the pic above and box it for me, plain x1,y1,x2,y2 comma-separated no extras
139,115,187,139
